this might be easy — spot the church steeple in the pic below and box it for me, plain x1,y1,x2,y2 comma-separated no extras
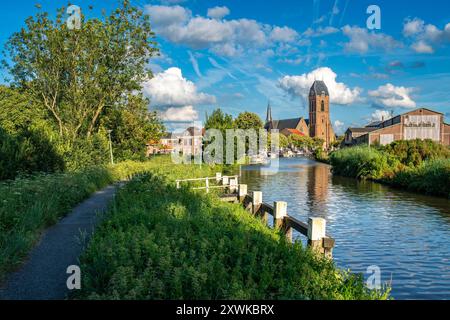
309,81,335,149
266,100,273,124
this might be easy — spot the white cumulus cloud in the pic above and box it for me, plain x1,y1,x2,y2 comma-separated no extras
403,17,450,54
278,67,362,105
411,40,434,53
270,26,299,42
368,83,416,108
371,110,392,122
207,6,230,20
143,67,216,108
145,4,306,57
146,5,190,26
159,105,199,122
403,18,425,37
342,25,402,53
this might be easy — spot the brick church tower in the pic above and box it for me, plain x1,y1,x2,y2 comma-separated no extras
309,80,335,148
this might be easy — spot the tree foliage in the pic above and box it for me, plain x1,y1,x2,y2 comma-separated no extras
205,108,234,132
1,1,165,177
233,112,263,130
3,0,159,141
0,86,64,179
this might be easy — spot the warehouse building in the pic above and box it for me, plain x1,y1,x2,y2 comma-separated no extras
345,108,450,147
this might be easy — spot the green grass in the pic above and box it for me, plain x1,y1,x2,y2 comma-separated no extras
72,167,389,300
0,156,205,281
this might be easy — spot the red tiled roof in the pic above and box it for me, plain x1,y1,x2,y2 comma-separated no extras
285,129,305,136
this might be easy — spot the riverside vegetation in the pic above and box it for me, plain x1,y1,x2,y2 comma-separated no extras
0,159,187,281
72,157,389,300
329,139,450,198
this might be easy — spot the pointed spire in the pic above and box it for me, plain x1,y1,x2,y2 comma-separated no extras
266,100,273,124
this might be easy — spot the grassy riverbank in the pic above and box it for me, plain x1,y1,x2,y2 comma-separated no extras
329,140,450,198
0,156,204,281
72,161,389,300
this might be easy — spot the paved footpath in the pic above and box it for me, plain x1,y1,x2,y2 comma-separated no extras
0,184,122,300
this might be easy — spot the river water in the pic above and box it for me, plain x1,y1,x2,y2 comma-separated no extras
240,157,450,300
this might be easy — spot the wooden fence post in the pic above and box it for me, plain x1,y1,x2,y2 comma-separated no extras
176,181,180,189
274,201,292,242
229,178,238,193
307,217,328,257
222,176,229,186
252,191,262,215
216,173,222,183
205,178,210,193
238,184,247,202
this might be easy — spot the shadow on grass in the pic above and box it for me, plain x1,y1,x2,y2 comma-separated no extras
74,173,389,300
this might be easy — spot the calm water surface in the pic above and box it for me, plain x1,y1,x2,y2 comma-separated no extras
240,157,450,300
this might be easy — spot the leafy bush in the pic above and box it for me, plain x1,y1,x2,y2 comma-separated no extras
329,146,395,180
74,173,389,300
391,159,450,197
330,140,449,197
380,139,450,167
0,127,65,180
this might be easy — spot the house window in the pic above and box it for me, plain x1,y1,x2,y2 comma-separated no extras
321,100,325,112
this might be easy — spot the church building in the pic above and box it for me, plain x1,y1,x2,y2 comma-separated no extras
265,80,336,148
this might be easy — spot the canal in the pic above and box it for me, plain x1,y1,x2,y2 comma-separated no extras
240,157,450,300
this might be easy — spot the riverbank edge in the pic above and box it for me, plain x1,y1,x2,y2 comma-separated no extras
72,170,390,300
328,161,449,199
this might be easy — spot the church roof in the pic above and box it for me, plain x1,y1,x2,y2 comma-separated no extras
309,80,329,96
266,117,307,130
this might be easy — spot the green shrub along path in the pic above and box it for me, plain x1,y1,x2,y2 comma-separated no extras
0,158,183,282
72,162,389,300
329,139,450,198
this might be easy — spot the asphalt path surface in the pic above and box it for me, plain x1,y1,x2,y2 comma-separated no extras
0,184,121,300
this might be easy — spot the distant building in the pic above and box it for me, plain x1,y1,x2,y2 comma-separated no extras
180,127,203,156
344,128,378,146
345,108,450,146
265,80,336,148
146,127,203,156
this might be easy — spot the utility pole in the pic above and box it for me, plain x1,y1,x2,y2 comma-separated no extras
107,130,114,165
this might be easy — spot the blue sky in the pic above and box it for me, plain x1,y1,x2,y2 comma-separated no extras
1,0,449,133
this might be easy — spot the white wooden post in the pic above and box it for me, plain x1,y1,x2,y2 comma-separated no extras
238,184,247,197
229,178,238,193
252,191,262,215
238,184,247,202
274,201,287,229
205,178,210,193
216,172,222,183
308,217,327,255
274,201,291,242
176,181,180,189
222,176,229,186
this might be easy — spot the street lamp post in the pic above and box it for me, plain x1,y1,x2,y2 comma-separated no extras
107,130,114,165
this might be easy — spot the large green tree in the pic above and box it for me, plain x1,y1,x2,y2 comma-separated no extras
233,112,264,130
3,1,159,141
101,93,165,160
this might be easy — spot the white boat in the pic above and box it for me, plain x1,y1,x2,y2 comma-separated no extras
249,154,270,165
